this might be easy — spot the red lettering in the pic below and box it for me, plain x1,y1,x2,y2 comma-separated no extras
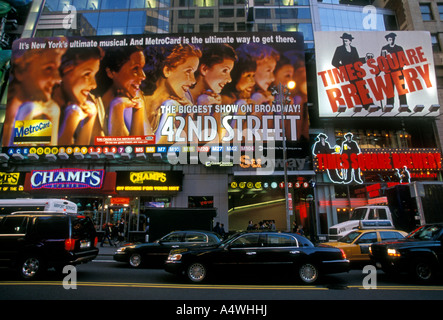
326,88,345,112
342,83,361,108
391,71,409,96
366,74,394,101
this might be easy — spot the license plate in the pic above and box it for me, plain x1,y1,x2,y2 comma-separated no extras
80,240,91,248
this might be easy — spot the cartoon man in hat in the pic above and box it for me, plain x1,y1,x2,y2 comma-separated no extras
380,32,408,109
331,33,372,110
340,132,363,184
312,133,343,183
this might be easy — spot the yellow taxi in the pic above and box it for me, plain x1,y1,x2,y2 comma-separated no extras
323,228,408,263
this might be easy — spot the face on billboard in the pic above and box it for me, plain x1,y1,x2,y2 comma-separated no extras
255,57,277,92
164,55,199,100
4,33,308,149
107,50,146,99
62,58,100,105
201,58,234,94
16,51,63,102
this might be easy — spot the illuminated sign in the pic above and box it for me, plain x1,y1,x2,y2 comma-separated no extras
0,172,24,192
314,31,438,117
0,172,20,185
4,32,308,147
312,133,442,184
116,171,182,192
229,177,310,191
30,169,105,189
13,120,53,144
130,171,167,183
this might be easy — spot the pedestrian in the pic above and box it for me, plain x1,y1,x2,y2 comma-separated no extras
101,222,115,247
292,221,298,233
220,223,226,238
296,225,304,236
247,220,254,230
213,222,222,235
269,220,276,231
118,218,125,243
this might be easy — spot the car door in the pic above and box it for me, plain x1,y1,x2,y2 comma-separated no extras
0,216,28,266
260,233,301,272
147,231,185,264
354,232,378,261
222,233,263,273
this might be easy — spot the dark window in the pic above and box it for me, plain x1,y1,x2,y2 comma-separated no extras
184,232,207,243
0,206,44,215
231,234,260,248
161,232,184,242
34,217,68,238
356,232,377,244
71,217,95,238
380,231,404,241
0,216,27,234
266,234,297,247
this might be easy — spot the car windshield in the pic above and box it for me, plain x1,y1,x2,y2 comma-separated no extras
407,225,443,241
350,208,366,220
337,231,361,243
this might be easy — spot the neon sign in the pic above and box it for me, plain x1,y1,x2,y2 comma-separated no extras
312,132,442,184
30,169,104,189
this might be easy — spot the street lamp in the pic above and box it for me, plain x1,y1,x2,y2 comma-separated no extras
272,80,295,231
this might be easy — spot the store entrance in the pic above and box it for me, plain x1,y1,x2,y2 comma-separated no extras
228,176,315,235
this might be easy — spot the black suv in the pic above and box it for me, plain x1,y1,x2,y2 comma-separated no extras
370,223,443,283
0,212,99,279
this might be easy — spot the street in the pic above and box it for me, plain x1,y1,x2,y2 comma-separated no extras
1,252,443,318
1,253,443,301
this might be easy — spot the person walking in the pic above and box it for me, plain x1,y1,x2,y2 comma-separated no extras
101,222,115,247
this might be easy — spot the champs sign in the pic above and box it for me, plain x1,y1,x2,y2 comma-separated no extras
30,169,104,189
314,31,438,117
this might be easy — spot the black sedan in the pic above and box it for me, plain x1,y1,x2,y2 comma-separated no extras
165,231,350,284
370,223,443,283
114,230,223,268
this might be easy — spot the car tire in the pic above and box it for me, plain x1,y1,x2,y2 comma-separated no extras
186,262,208,283
129,253,143,268
19,256,46,280
298,262,319,284
412,259,436,283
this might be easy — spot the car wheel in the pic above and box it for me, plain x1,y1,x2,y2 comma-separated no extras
298,262,319,284
186,262,208,283
412,259,435,283
19,256,45,280
129,253,143,268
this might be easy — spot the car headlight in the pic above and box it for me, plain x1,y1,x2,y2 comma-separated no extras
167,253,183,261
387,248,401,257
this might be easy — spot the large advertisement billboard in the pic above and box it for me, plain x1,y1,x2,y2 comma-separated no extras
314,31,439,117
2,32,308,153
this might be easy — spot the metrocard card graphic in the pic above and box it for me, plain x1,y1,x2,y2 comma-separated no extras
13,120,52,144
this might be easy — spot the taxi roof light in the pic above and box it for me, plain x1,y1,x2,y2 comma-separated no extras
358,220,394,230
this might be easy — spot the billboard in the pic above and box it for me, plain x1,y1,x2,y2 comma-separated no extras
314,31,439,117
2,32,308,151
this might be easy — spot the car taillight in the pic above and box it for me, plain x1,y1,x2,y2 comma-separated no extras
94,237,98,247
65,238,76,251
340,249,347,260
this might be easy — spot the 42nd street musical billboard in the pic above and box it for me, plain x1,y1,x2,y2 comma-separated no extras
314,31,439,117
2,32,308,148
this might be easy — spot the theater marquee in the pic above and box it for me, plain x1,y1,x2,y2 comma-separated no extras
314,31,439,117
